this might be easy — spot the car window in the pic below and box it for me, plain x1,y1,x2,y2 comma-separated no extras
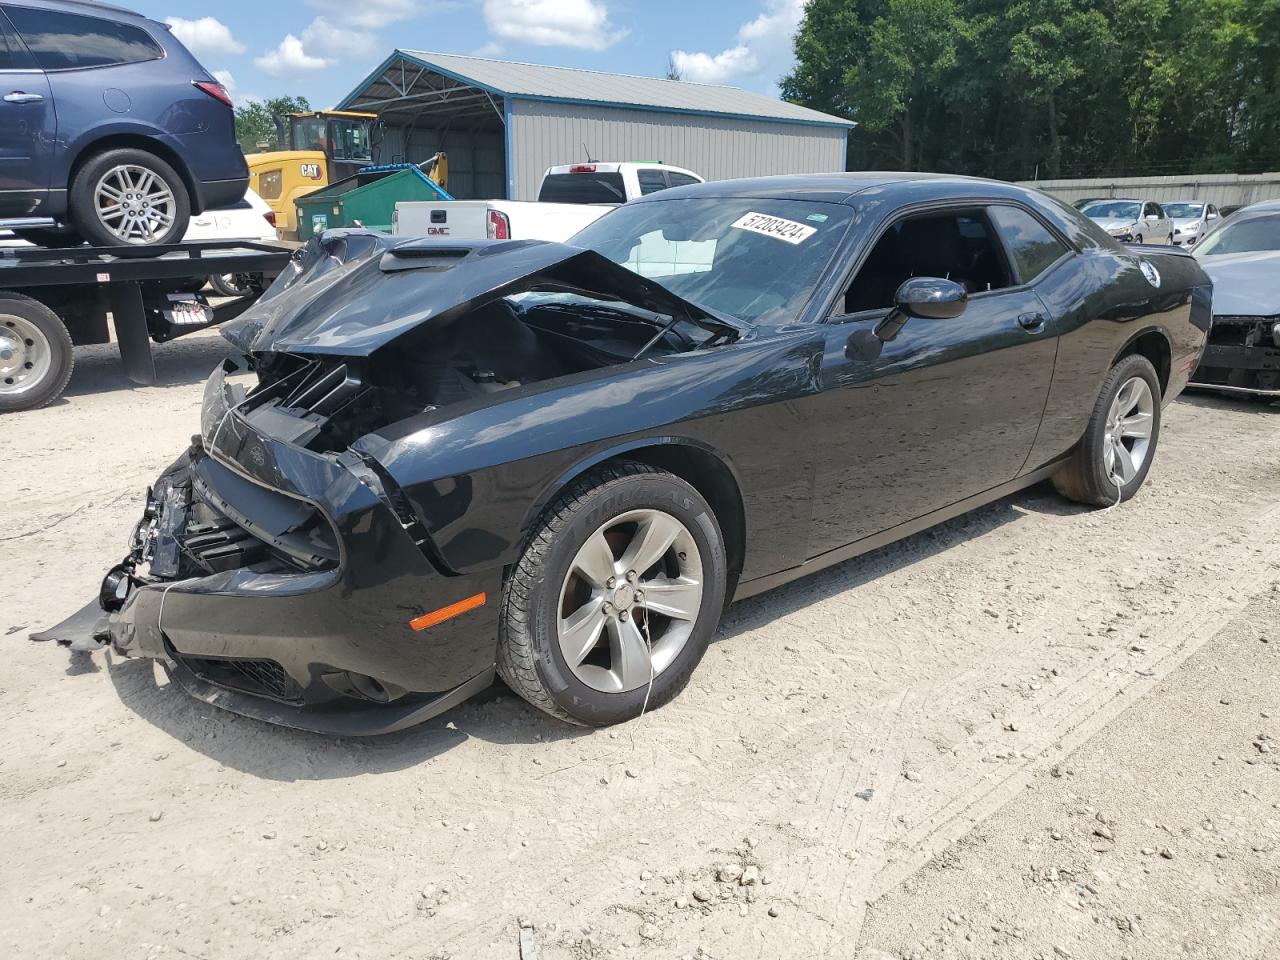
0,12,32,69
988,205,1069,284
1194,213,1280,256
667,172,701,188
842,210,1013,314
4,5,163,70
538,171,627,204
1143,202,1162,218
1082,200,1140,220
636,168,668,196
570,197,855,325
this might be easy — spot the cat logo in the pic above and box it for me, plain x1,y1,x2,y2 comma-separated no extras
300,162,322,180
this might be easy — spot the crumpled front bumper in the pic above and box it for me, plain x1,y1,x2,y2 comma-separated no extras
37,365,501,736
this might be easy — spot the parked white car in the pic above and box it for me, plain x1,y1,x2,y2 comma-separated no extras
1162,201,1222,246
393,161,704,242
1080,198,1175,244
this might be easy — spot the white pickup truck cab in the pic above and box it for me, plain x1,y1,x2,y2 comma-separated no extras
393,161,704,242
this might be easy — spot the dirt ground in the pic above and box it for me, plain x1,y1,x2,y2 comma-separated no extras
1,335,1278,960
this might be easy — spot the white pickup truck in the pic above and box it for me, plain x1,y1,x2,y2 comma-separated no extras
392,161,704,242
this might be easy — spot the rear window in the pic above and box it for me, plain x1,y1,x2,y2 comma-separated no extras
636,168,668,196
4,6,163,70
988,205,1069,283
538,172,626,204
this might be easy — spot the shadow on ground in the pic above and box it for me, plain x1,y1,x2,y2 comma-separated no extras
62,334,234,400
89,480,1080,782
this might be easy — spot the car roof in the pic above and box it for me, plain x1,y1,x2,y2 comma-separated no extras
9,0,147,20
1236,199,1280,214
632,171,1049,206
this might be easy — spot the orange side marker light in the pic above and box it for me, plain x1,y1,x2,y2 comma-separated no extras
408,592,486,631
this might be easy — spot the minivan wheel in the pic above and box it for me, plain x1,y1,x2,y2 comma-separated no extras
70,148,190,247
1053,354,1162,506
498,461,728,726
0,293,73,412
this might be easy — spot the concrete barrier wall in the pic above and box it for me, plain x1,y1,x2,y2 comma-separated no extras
1016,172,1280,209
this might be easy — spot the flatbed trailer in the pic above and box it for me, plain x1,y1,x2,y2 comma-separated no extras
0,239,295,413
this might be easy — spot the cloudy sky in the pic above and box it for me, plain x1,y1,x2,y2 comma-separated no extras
132,0,805,107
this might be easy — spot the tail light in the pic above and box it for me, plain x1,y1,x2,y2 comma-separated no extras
193,80,233,108
569,164,597,174
263,211,276,227
486,209,510,240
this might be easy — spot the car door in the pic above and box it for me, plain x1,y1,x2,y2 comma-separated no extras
806,204,1063,556
0,9,52,216
1142,201,1170,242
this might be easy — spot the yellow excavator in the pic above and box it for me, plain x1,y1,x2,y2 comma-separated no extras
245,110,449,240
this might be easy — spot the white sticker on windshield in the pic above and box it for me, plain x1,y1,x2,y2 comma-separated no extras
730,211,817,245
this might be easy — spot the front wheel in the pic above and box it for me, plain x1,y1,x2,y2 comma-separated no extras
69,148,190,247
1133,233,1144,244
498,461,728,725
1053,354,1161,506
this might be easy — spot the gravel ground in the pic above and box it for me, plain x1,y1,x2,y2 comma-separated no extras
1,336,1278,960
856,586,1280,960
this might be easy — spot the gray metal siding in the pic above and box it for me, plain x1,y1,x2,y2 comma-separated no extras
508,99,847,200
1019,172,1280,209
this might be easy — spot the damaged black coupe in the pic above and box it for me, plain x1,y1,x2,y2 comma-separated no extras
38,174,1212,734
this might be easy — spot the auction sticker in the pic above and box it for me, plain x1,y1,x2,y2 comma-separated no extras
730,211,817,245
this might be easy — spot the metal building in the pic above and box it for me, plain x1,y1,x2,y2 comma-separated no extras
337,51,853,200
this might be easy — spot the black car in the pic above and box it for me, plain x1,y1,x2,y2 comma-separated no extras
39,174,1212,734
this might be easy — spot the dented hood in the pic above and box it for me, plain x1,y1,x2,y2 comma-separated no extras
222,229,744,357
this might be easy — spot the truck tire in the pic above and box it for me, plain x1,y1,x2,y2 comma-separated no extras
69,148,190,248
0,293,74,412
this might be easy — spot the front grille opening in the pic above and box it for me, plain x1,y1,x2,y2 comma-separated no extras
174,646,301,703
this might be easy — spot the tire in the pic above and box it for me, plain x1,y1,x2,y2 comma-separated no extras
498,461,728,725
1133,233,1143,244
209,273,253,298
1053,354,1162,506
69,148,190,247
0,293,73,412
11,225,84,248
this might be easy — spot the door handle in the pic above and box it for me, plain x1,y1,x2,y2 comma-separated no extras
1017,312,1047,333
4,91,44,104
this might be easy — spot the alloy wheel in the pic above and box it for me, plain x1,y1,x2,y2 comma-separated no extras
1103,376,1155,488
556,508,703,693
0,313,52,398
94,164,176,244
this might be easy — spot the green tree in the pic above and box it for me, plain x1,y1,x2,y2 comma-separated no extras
234,95,312,154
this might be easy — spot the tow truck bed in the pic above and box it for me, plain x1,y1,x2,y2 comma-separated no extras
0,239,293,411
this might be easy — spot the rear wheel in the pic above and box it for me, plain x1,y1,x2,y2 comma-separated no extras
0,293,73,412
1053,354,1161,506
209,273,255,297
70,148,190,247
498,461,728,725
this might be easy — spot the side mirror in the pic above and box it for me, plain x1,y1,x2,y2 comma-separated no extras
893,277,968,319
870,277,967,346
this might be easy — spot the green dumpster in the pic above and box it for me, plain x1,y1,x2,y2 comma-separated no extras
295,163,453,240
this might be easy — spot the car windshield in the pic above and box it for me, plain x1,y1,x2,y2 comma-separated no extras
1082,201,1141,220
568,197,854,325
1163,203,1204,218
1194,213,1280,256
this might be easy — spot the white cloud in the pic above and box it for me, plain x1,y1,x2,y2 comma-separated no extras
164,16,245,55
473,41,505,58
254,35,331,76
307,0,428,30
483,0,627,51
671,0,803,86
300,17,379,59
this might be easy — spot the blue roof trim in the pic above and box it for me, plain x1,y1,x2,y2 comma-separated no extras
337,50,855,129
